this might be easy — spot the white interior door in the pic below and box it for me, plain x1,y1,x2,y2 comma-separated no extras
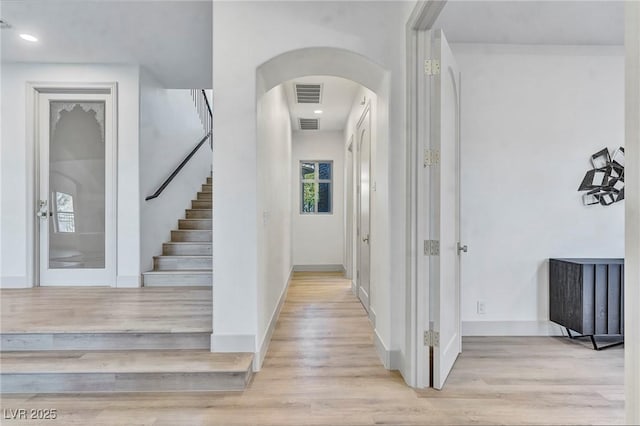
37,91,116,286
430,29,462,389
357,108,371,311
346,137,354,280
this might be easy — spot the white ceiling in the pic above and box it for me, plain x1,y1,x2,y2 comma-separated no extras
0,0,212,88
434,1,624,46
283,75,361,132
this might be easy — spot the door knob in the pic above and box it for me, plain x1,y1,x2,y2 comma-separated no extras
37,200,48,219
457,242,468,254
363,234,370,243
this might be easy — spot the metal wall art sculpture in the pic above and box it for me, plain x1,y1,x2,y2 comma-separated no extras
578,147,625,206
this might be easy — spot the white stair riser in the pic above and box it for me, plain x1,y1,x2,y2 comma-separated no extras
154,257,212,271
192,200,212,209
143,273,212,286
171,230,212,242
197,192,212,201
163,243,212,255
178,219,212,230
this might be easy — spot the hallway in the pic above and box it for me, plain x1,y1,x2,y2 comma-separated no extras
1,272,623,425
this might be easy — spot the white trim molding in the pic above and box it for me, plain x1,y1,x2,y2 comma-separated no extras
116,275,141,288
210,334,255,353
0,277,30,288
374,328,402,371
625,1,640,423
255,268,293,371
462,321,564,337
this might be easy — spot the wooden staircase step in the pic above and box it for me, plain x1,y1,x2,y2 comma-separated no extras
206,177,212,184
153,255,212,271
178,219,212,230
197,191,212,201
192,200,212,209
163,242,212,256
202,184,212,193
1,332,211,352
186,209,212,219
142,270,212,286
171,229,212,242
0,350,253,393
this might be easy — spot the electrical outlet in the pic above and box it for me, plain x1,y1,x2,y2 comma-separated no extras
477,300,486,315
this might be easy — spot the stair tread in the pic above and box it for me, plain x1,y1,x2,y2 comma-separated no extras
0,350,252,374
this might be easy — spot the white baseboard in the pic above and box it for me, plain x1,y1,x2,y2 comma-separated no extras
373,329,390,368
0,276,30,288
462,320,564,336
116,275,141,288
293,264,345,272
210,334,255,353
368,307,377,327
255,267,293,372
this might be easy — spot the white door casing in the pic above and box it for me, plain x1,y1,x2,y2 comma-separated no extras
35,88,116,286
430,29,462,390
357,106,372,312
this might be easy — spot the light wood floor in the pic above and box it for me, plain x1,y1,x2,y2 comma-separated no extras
0,287,212,333
0,272,624,425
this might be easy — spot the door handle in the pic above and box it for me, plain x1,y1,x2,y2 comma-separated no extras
37,200,48,220
362,234,369,243
457,242,468,254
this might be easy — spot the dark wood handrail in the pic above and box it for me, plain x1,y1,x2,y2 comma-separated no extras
145,131,211,201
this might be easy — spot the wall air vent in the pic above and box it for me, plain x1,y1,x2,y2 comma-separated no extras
295,83,322,104
299,118,319,130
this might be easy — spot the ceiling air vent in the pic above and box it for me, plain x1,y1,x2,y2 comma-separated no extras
299,118,319,130
295,83,322,104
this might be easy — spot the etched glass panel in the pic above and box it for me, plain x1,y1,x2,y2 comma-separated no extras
49,101,105,269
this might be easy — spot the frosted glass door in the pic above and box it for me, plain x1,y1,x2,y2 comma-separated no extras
38,92,115,286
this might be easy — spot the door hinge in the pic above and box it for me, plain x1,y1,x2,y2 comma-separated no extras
424,240,440,256
424,149,440,167
424,330,440,347
424,59,441,76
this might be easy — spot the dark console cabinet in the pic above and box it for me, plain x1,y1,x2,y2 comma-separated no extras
549,258,624,349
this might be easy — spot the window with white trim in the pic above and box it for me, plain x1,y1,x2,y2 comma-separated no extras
300,161,332,214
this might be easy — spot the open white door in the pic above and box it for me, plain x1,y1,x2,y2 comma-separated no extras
430,29,463,390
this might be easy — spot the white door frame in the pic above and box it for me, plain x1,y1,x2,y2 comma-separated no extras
405,1,447,388
346,135,354,282
356,102,372,314
27,82,118,287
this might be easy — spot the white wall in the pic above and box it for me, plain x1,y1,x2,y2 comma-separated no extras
454,44,625,335
292,131,344,267
139,68,211,273
0,63,140,287
212,1,415,365
255,84,293,366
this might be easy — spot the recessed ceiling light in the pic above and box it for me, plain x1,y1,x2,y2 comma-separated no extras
19,33,38,42
313,110,323,114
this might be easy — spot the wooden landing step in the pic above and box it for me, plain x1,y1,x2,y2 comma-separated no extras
142,270,212,287
1,331,211,351
0,350,253,393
